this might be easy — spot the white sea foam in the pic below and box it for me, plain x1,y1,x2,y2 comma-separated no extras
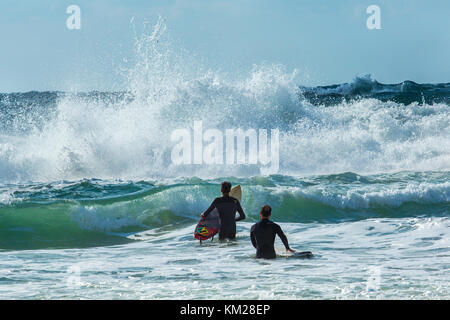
0,18,449,183
270,181,450,210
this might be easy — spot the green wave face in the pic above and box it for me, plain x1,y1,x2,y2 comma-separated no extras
1,172,449,250
0,204,137,250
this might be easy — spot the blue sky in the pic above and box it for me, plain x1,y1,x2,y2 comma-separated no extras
0,0,449,92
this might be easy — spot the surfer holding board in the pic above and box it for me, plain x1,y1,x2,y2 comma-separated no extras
195,182,246,242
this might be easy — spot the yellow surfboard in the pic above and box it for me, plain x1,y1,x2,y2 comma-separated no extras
229,185,242,202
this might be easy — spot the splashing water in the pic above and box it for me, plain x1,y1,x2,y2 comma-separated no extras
0,18,449,300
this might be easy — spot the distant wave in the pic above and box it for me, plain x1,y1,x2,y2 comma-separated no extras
0,18,449,182
1,76,449,182
300,75,450,106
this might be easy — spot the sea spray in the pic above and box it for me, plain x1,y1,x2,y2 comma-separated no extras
0,18,449,183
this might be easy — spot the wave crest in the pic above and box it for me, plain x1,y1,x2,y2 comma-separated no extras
0,19,449,182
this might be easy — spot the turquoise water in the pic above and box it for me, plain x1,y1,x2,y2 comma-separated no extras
0,19,449,299
0,174,449,299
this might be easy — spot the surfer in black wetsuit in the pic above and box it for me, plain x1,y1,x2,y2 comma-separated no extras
201,181,246,240
250,205,296,259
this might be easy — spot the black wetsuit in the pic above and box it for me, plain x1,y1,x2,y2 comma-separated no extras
250,219,291,259
203,195,246,240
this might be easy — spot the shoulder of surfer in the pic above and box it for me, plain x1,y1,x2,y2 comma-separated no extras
271,221,283,231
260,219,276,227
216,195,239,204
228,196,240,204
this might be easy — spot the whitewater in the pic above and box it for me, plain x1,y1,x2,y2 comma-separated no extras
0,19,449,299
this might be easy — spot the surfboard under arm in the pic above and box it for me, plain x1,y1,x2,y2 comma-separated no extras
194,185,242,241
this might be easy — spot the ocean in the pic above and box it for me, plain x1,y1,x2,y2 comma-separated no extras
0,21,449,299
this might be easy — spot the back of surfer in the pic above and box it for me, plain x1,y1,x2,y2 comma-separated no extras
201,182,246,240
250,205,296,259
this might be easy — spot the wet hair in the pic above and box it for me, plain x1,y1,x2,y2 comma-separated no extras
221,181,232,193
260,205,272,217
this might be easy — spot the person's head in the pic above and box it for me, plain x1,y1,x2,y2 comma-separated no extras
221,181,232,194
260,205,272,219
